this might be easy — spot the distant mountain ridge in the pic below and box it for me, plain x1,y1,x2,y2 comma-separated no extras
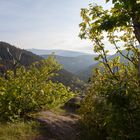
0,42,85,91
29,49,97,77
28,49,93,57
77,50,136,81
42,54,97,73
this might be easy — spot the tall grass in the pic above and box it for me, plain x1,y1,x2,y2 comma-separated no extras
0,121,46,140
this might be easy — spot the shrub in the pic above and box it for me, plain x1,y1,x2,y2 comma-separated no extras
0,57,73,121
79,62,140,140
79,1,140,139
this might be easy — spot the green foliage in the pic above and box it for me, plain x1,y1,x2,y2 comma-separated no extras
79,0,140,140
0,56,73,121
80,0,140,42
79,62,140,139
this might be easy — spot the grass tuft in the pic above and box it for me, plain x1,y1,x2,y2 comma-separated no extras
0,121,46,140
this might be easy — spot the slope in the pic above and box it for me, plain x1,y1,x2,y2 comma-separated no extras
42,54,97,74
77,50,133,81
0,42,85,91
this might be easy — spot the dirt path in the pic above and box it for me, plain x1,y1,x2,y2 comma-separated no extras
34,110,80,140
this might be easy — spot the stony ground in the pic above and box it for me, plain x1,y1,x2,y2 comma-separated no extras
33,110,80,140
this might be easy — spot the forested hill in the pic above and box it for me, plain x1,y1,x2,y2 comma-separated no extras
77,50,135,81
0,42,84,91
0,42,42,69
52,69,85,91
42,54,97,73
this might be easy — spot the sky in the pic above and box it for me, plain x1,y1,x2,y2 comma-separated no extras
0,0,112,54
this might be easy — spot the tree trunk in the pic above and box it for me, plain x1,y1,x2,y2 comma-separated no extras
132,18,140,81
133,19,140,44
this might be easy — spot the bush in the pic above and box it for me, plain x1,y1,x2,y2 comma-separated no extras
0,57,73,121
79,1,140,139
79,62,140,140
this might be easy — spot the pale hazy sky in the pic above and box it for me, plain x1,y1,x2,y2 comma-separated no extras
0,0,112,53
